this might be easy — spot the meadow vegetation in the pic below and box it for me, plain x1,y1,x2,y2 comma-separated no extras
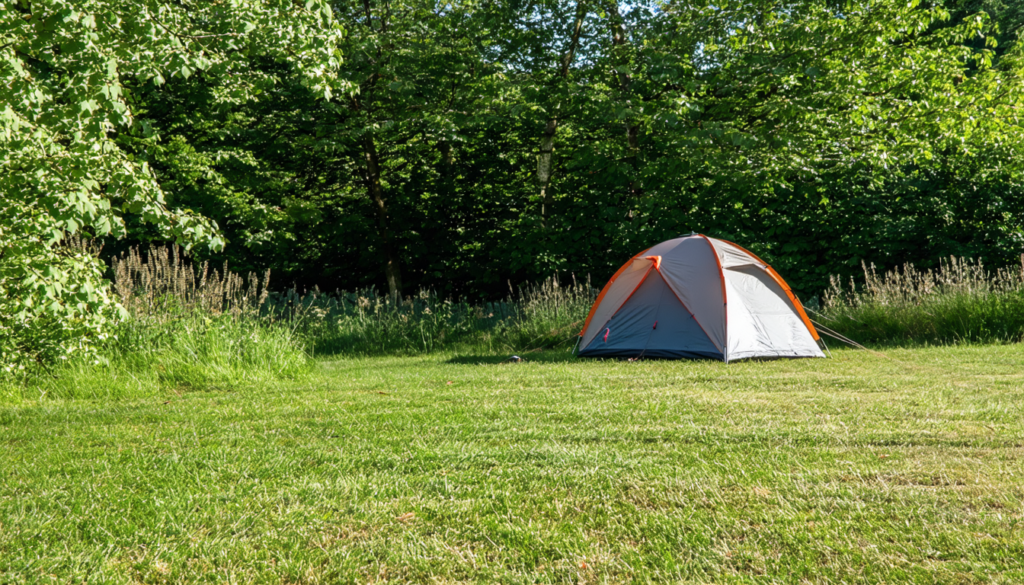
5,0,1024,369
819,256,1024,346
0,245,595,401
4,0,1024,580
5,246,1024,402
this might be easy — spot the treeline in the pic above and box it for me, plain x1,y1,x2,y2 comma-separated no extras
114,0,1024,299
3,0,1024,366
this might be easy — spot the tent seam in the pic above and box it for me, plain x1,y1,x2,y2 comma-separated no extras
652,265,726,359
698,234,729,362
579,247,651,338
638,271,669,359
581,269,724,361
582,263,656,351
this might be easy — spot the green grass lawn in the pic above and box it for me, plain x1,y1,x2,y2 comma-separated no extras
2,346,1023,584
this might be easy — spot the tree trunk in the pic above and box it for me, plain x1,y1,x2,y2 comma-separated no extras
605,0,641,198
537,118,558,220
363,132,403,298
438,139,455,188
537,0,588,226
438,139,458,237
353,0,401,297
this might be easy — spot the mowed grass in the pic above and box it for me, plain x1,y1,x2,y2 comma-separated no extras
1,346,1023,584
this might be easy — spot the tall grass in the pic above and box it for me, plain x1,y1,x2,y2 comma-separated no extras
272,276,595,356
818,256,1024,345
2,244,598,401
11,242,1020,404
111,244,272,318
107,244,307,384
7,245,309,401
108,244,595,363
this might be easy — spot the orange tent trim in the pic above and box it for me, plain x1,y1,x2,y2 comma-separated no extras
579,247,650,336
613,262,657,321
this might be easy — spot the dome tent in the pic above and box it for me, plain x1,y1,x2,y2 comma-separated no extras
577,234,824,362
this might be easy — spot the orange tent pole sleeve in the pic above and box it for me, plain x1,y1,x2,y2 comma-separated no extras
579,248,650,336
697,235,729,356
717,239,820,341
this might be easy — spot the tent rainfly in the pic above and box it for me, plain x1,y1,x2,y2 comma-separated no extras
577,234,824,362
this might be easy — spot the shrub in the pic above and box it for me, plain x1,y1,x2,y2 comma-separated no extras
0,237,123,376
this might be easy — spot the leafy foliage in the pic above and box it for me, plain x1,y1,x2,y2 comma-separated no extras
4,0,1024,370
0,0,343,367
128,0,1024,302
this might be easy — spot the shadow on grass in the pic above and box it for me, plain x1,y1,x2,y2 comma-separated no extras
446,353,737,365
445,351,579,365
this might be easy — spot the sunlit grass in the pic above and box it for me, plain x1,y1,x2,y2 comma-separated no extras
2,345,1022,583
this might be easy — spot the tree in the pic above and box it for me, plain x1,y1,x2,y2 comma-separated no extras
0,0,343,369
88,0,1024,304
548,0,1024,290
124,0,507,297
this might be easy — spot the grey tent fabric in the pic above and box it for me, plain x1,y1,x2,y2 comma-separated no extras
651,237,727,352
578,234,824,362
578,253,654,350
579,271,721,359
